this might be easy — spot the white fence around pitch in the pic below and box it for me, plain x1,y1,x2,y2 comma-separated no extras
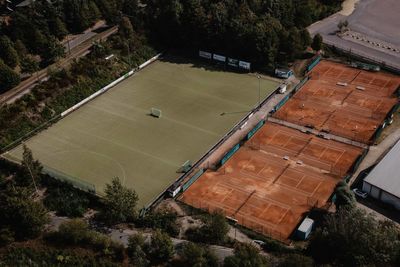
61,53,163,118
139,53,163,70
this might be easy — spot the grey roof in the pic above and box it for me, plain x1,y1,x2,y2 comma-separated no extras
364,139,400,197
298,218,313,232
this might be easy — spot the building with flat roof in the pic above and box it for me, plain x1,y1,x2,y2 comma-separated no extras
362,139,400,210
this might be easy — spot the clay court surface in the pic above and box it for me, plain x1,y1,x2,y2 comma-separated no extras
274,60,400,143
179,123,362,242
3,56,278,208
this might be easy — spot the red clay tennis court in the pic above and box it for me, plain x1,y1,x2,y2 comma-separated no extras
274,61,400,144
179,123,363,242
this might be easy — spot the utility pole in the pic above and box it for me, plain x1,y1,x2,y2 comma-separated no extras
257,75,261,108
67,35,72,55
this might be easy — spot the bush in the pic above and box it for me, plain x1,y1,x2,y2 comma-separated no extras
308,207,400,266
97,177,138,225
0,59,20,94
127,233,149,267
136,210,179,236
0,246,120,267
224,243,269,267
234,226,297,255
278,254,314,267
146,229,174,263
0,228,15,247
177,242,219,267
334,181,356,209
186,211,229,245
49,219,91,245
44,182,90,217
46,219,124,261
0,186,49,240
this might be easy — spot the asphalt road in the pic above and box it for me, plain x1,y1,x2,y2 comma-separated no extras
308,0,400,71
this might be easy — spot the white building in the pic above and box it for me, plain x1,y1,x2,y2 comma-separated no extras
362,139,400,210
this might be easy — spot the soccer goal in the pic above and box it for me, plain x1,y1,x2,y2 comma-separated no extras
176,160,192,173
150,108,162,118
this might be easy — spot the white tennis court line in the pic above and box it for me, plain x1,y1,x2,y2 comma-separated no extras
239,157,279,181
275,208,290,226
218,184,234,203
280,168,324,196
295,173,306,188
332,149,346,167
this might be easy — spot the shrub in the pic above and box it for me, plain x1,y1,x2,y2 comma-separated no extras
146,229,174,263
0,246,120,266
97,177,138,225
186,211,229,245
136,210,179,236
177,242,219,267
224,243,269,267
278,254,314,267
127,233,149,267
46,219,124,261
44,182,90,217
0,186,49,240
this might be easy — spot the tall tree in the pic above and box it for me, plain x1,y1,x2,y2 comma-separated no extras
0,59,20,93
14,39,28,58
20,55,40,76
178,242,219,267
0,36,19,68
99,177,138,224
334,181,356,209
127,233,149,267
32,29,49,56
50,17,69,40
43,36,66,64
119,16,134,39
0,186,49,240
147,229,174,263
18,145,43,190
308,207,400,266
311,33,323,51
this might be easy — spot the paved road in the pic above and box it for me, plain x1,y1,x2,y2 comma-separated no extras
63,21,107,52
65,32,96,53
307,0,400,71
0,26,118,105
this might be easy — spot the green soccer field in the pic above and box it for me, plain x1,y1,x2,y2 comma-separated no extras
3,56,279,208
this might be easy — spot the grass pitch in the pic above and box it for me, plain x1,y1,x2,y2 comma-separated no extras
4,56,279,208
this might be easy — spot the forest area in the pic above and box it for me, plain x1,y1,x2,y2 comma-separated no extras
0,0,341,92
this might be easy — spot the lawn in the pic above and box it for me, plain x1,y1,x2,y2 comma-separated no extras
3,56,279,208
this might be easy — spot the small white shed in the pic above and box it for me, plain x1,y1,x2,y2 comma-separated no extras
296,218,314,240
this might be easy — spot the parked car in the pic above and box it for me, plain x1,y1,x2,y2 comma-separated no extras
353,188,368,199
